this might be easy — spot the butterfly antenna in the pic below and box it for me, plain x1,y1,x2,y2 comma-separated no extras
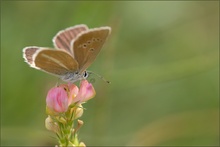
87,71,111,84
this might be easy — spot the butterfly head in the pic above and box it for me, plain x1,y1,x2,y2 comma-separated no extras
60,71,89,83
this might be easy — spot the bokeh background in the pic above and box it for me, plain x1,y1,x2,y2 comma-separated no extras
1,1,219,146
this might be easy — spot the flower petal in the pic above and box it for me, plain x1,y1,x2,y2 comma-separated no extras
68,84,79,105
46,87,68,113
45,116,59,133
73,80,96,103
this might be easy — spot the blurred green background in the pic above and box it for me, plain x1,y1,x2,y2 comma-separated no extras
1,1,219,146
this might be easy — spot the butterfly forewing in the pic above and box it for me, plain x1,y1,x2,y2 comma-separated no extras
23,46,40,66
53,24,88,53
72,27,111,73
34,49,79,75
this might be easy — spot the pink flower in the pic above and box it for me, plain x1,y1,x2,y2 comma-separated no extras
72,80,96,103
63,80,96,105
46,87,69,113
46,80,96,114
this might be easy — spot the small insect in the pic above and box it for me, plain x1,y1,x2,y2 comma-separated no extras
23,24,111,83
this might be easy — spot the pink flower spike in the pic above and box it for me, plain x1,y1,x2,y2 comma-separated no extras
73,80,96,103
46,87,69,113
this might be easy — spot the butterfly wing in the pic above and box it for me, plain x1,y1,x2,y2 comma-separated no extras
53,24,88,53
23,47,79,76
23,46,41,67
72,27,111,73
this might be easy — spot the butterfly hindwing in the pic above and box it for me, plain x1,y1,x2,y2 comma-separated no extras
53,24,88,53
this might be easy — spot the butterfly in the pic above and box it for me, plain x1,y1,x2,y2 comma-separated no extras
23,24,111,83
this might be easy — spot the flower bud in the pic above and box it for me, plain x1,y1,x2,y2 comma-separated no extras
75,104,84,119
45,116,59,133
77,119,84,126
74,119,84,133
55,116,67,124
79,142,86,147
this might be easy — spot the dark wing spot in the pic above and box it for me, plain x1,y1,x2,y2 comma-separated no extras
83,43,87,48
90,48,94,52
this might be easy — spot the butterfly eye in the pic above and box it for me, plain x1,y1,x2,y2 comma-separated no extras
83,71,88,78
90,48,94,52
